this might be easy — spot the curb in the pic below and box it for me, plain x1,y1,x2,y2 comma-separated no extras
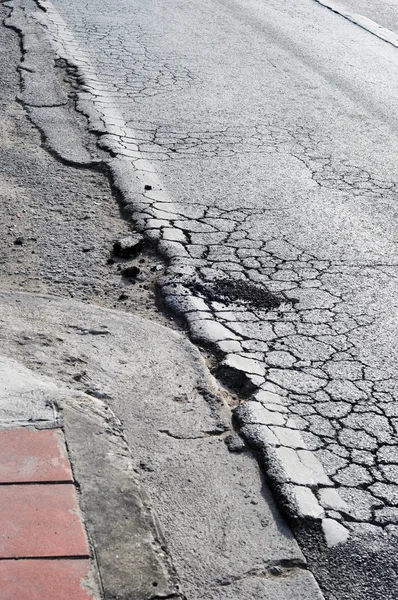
61,393,182,600
233,386,350,548
314,0,398,49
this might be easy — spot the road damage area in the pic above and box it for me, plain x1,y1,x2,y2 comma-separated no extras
1,0,398,598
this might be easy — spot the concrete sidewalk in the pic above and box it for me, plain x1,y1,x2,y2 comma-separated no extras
0,290,324,599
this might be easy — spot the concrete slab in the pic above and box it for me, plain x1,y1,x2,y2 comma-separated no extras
192,569,325,600
0,356,58,426
0,290,324,598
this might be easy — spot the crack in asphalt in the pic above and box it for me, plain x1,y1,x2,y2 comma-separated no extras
7,0,398,536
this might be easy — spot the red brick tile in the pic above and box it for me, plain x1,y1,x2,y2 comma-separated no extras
0,428,72,483
0,484,89,558
0,559,98,599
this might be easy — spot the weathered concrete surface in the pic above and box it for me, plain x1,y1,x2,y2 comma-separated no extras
0,0,172,327
2,0,397,596
0,356,58,426
0,291,323,599
62,395,180,600
0,13,325,597
0,13,322,595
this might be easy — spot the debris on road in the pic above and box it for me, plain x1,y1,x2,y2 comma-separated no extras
121,265,140,278
113,235,144,258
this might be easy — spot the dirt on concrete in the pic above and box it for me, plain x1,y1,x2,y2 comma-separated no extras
0,6,174,329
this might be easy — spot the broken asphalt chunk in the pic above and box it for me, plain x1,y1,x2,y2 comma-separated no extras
121,265,140,278
113,234,144,258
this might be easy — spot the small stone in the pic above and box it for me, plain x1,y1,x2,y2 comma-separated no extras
113,235,144,258
118,293,129,301
73,372,84,382
106,258,115,265
14,237,24,246
144,184,152,190
225,433,246,453
121,265,140,278
269,566,284,576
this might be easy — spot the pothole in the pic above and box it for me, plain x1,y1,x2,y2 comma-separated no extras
187,277,293,310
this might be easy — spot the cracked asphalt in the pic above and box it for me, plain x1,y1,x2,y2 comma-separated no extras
35,0,398,525
3,0,398,597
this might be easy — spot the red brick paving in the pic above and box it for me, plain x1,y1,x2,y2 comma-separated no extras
0,428,73,483
0,559,97,599
0,484,89,558
0,426,99,598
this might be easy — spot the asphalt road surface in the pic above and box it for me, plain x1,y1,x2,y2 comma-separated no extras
328,0,398,34
5,0,398,598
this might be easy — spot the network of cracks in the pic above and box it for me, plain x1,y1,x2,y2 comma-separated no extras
14,0,398,531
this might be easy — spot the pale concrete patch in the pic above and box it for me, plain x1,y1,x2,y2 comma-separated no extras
0,356,58,425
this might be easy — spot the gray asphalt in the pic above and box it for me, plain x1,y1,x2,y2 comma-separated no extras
331,0,398,33
40,0,398,521
4,0,398,597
